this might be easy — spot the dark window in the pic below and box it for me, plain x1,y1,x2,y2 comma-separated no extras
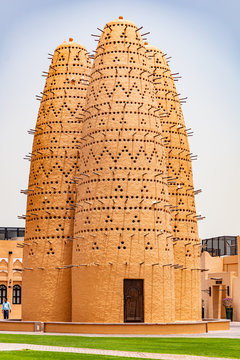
6,229,17,239
0,229,5,240
12,285,21,304
202,236,237,257
0,285,7,304
18,229,25,237
219,238,225,256
0,227,25,240
212,238,219,256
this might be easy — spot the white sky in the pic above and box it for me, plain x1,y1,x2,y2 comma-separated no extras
0,0,239,239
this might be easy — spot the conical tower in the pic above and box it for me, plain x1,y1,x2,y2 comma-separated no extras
72,18,175,323
146,44,201,321
22,39,91,321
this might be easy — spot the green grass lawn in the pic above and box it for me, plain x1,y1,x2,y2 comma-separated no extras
0,335,239,359
0,350,148,360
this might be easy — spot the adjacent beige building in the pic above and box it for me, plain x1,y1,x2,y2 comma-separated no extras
0,227,24,320
201,236,240,321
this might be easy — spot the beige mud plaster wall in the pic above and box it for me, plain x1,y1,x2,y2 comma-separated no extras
22,39,91,322
201,251,223,273
209,272,234,319
72,18,175,323
201,251,223,318
223,256,238,274
201,251,238,319
146,45,201,321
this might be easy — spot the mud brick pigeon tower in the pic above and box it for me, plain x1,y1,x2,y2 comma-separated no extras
146,44,201,321
22,39,91,321
72,18,175,323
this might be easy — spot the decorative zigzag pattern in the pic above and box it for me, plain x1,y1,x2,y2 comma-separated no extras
72,18,175,324
146,45,201,321
22,40,91,322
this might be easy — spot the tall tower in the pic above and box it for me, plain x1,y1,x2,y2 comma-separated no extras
22,39,91,321
146,45,201,321
72,18,175,323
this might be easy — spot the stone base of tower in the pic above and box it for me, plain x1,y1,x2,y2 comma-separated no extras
0,320,230,334
22,268,72,322
43,319,229,334
72,265,175,324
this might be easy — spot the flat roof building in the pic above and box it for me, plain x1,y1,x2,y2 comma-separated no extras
0,227,24,320
0,227,25,240
202,236,237,257
201,235,240,321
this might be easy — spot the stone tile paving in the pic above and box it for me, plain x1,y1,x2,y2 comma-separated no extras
0,343,239,360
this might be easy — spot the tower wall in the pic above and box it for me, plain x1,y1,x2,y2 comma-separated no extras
146,45,201,321
22,40,91,321
72,19,175,323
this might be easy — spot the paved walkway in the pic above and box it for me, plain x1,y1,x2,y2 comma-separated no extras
0,342,239,360
0,323,240,359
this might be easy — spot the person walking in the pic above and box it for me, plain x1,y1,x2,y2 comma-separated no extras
2,298,11,320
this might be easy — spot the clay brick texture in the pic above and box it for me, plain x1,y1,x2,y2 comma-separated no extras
22,18,200,323
72,19,175,323
22,40,91,321
146,46,201,321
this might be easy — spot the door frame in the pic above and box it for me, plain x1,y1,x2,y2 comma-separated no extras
123,279,144,323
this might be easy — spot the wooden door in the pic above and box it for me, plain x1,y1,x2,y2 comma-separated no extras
124,279,144,322
212,286,221,319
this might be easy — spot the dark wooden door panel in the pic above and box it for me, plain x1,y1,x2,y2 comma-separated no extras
124,279,144,322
